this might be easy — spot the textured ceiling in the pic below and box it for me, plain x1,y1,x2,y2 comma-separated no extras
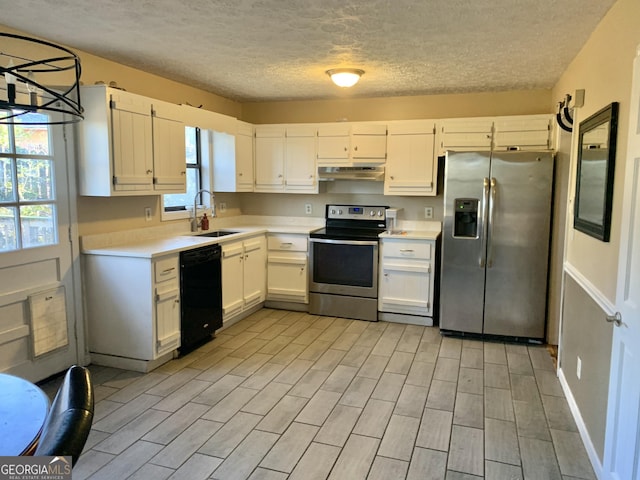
0,0,616,102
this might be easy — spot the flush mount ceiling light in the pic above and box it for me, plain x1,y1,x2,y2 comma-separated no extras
326,68,364,88
0,32,83,125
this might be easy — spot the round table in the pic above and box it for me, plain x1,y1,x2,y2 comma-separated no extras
0,373,50,455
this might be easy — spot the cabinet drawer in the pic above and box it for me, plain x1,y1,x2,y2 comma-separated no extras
154,256,179,283
268,234,308,252
382,240,431,260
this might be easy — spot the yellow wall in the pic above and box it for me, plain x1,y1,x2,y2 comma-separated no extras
242,89,551,124
552,0,639,303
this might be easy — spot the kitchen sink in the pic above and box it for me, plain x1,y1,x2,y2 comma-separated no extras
195,230,239,237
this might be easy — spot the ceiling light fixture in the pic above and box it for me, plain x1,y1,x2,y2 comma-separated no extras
326,68,364,88
0,33,83,125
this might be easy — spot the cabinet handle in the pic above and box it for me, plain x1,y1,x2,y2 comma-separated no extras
343,147,348,152
239,172,243,176
390,176,395,180
278,174,283,178
181,171,186,175
400,249,414,253
161,267,175,274
280,242,293,247
146,169,153,174
174,299,180,304
354,146,358,151
245,254,249,259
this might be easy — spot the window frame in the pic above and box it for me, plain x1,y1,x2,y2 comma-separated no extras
0,116,58,252
161,126,208,221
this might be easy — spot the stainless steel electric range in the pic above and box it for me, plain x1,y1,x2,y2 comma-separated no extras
309,204,388,321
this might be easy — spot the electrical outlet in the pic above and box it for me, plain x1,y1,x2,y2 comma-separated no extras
305,203,312,215
219,202,227,213
577,356,582,379
424,206,433,219
144,207,152,222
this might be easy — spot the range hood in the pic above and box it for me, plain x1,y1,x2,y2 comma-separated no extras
318,166,385,181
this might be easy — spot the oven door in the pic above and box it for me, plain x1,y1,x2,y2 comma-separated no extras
309,238,379,298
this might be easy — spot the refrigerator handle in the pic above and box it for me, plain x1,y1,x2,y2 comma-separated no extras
479,177,490,268
487,177,497,268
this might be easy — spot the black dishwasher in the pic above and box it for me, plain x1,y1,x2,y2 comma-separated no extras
179,244,222,353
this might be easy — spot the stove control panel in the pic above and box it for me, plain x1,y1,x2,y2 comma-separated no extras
326,204,388,221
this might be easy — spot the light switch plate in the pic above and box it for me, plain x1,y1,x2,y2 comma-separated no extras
424,207,433,219
305,203,312,215
144,207,152,222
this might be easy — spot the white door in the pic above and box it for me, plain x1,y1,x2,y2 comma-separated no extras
0,115,81,382
603,45,640,480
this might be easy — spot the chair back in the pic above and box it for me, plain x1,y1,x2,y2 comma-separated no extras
34,365,94,465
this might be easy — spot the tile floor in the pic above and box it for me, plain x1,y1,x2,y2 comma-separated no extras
42,308,596,480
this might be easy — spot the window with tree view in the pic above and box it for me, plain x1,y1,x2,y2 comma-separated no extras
0,113,57,252
164,126,201,212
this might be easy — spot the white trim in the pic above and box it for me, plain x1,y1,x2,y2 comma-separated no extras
564,262,615,315
558,367,605,480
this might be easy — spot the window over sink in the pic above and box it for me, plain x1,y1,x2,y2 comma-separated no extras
162,126,203,220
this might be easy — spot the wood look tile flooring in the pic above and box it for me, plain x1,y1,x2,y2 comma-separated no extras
48,309,596,479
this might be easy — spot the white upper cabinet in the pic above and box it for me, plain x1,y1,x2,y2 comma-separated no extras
77,85,185,196
385,121,437,196
492,114,553,151
254,126,286,192
151,100,186,192
351,123,387,162
235,121,255,192
254,125,318,193
437,114,554,155
437,117,494,155
284,125,317,193
211,120,254,193
317,124,350,164
317,123,387,166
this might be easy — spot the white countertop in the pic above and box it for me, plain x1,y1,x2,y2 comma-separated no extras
81,224,321,258
379,229,441,240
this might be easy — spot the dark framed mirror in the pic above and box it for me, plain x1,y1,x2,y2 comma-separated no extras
574,102,619,242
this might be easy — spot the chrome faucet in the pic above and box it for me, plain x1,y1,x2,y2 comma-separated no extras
191,189,216,232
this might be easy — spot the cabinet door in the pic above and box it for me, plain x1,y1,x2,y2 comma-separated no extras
152,102,186,192
110,91,154,191
222,242,244,319
155,285,181,356
317,125,350,165
255,127,285,192
236,123,254,192
379,262,432,315
243,237,266,308
285,126,317,193
267,254,308,303
351,124,387,162
385,122,436,196
493,114,552,151
438,118,493,155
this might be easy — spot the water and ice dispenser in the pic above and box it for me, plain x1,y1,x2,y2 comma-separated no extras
453,198,478,238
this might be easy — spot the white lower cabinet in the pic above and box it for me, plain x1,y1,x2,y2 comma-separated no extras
379,238,435,322
266,233,308,304
221,235,267,322
84,253,181,371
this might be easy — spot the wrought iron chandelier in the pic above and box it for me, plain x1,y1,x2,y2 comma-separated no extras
0,32,83,125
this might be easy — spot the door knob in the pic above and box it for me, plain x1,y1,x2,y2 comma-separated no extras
605,312,622,327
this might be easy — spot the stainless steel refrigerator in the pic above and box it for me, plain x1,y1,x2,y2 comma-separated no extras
440,150,554,340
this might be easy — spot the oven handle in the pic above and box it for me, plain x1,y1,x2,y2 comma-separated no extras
310,238,379,247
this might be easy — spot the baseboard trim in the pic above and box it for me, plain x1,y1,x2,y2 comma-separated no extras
558,367,605,479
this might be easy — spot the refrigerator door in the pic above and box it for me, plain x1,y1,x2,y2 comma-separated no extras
483,151,554,338
440,151,491,334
